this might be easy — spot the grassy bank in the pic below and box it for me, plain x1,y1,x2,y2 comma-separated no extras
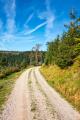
40,62,80,112
0,70,23,111
0,67,20,79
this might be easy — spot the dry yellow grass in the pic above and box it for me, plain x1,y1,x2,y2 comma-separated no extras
40,63,80,112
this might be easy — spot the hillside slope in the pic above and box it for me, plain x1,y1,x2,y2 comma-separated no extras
40,60,80,112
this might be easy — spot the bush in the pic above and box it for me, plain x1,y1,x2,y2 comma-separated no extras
0,67,20,79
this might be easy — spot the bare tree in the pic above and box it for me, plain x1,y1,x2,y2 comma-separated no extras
35,44,41,65
30,47,35,65
30,44,42,66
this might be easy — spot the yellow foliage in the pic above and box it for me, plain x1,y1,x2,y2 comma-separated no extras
40,62,80,111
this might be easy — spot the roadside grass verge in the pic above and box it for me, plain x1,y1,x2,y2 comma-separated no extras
0,70,23,111
40,63,80,112
0,67,20,79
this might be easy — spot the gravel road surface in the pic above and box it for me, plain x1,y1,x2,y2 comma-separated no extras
0,67,80,120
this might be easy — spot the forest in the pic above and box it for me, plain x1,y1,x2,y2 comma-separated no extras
40,10,80,111
0,50,45,79
45,10,80,68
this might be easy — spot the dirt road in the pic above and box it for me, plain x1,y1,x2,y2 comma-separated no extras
0,67,80,120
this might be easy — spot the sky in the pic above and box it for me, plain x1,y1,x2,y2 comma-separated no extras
0,0,80,51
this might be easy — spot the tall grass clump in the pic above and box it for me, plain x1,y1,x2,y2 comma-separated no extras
40,60,80,111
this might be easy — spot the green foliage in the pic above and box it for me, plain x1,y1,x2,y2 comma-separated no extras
0,51,45,78
0,71,22,110
0,51,29,78
45,10,80,68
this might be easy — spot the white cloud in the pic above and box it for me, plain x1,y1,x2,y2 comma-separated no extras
45,0,55,41
0,20,46,47
38,0,55,42
4,0,16,33
24,12,34,25
0,33,14,42
0,0,17,49
38,12,47,20
0,40,8,50
23,21,47,35
0,0,54,50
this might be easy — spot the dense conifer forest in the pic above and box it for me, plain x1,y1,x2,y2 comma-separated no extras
40,10,80,111
0,51,45,78
45,10,80,68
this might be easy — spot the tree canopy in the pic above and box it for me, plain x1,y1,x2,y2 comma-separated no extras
45,10,80,68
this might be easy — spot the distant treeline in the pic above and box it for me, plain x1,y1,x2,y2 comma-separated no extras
45,10,80,68
0,51,45,78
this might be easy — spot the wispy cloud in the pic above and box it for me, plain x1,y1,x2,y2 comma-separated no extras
38,0,55,41
45,0,55,41
4,0,16,33
24,21,47,35
0,0,54,50
0,40,8,50
24,12,34,25
0,0,17,45
23,12,34,33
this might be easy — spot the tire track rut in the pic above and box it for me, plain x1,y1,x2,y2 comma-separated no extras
28,69,59,120
0,67,80,120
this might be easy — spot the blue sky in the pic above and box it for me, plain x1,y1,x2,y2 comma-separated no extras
0,0,80,51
